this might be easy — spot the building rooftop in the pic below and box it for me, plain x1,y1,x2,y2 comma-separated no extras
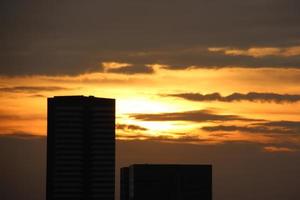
48,95,115,102
126,164,212,168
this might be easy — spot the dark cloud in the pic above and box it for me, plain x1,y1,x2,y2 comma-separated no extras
130,109,260,122
0,86,71,93
263,145,298,153
116,124,148,131
202,125,295,135
163,92,300,103
1,0,300,75
202,120,300,135
255,121,300,129
117,133,214,144
0,132,45,139
106,65,154,74
114,47,300,70
0,113,44,120
28,94,47,98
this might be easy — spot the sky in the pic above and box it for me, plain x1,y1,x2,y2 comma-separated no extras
1,0,300,199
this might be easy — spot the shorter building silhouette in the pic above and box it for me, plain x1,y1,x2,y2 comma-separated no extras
120,164,212,200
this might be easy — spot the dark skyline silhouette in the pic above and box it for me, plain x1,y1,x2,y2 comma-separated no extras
1,1,300,200
47,96,115,200
121,164,212,200
47,96,213,200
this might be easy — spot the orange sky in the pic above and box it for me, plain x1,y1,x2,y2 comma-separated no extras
2,2,300,200
1,64,300,152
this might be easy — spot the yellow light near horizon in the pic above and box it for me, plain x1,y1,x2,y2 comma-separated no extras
0,66,300,146
116,98,179,114
133,121,177,133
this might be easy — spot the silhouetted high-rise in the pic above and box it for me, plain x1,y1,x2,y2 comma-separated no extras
121,164,212,200
47,96,115,200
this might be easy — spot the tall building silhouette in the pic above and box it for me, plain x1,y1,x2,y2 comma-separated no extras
121,164,212,200
47,96,115,200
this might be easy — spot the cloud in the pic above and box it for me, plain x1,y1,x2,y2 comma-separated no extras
106,65,154,75
1,0,300,75
117,133,214,144
102,62,132,70
130,109,259,122
0,113,44,120
255,121,300,129
116,124,148,131
0,86,71,93
0,132,45,139
208,46,300,58
201,120,300,135
28,94,47,98
102,62,154,74
163,92,300,103
200,120,300,147
263,146,298,153
201,125,297,135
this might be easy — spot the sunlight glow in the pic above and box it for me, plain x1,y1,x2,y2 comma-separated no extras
0,67,300,146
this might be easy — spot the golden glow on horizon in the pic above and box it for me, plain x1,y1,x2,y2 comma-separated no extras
0,66,300,148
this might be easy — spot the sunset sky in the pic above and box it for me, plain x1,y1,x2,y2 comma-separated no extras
1,1,300,200
1,65,300,152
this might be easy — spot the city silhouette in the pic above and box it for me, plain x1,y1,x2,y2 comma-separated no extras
1,1,300,200
121,164,212,200
47,96,212,200
47,96,115,200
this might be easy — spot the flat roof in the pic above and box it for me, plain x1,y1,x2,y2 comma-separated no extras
49,95,115,101
123,164,212,169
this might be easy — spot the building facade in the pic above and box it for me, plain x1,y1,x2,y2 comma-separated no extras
47,96,115,200
121,164,212,200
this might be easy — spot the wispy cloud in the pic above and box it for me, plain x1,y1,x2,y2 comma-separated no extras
254,121,300,129
0,113,44,120
117,133,214,144
116,123,148,131
28,94,47,98
163,92,300,103
0,132,45,139
209,46,300,58
201,125,296,135
130,109,260,122
0,86,71,93
201,120,300,135
102,62,154,74
263,146,298,153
